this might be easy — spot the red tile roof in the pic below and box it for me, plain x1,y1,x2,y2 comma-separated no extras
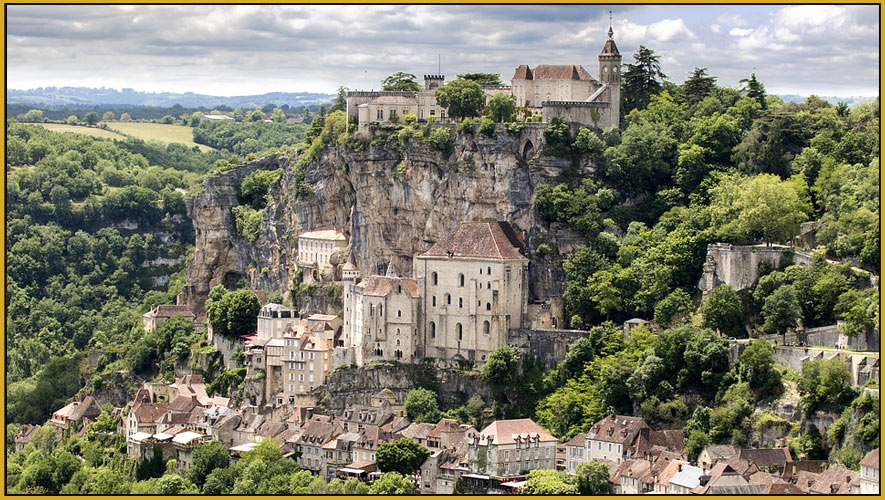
361,276,420,298
512,64,593,81
419,221,527,261
476,418,556,445
861,448,879,469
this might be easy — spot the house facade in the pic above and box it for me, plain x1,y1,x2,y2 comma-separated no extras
467,418,557,479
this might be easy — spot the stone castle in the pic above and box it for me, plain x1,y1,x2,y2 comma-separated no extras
346,26,621,131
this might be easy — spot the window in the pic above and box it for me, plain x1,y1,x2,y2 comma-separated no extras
479,268,483,275
397,285,402,294
456,323,462,340
430,109,436,116
397,310,402,318
487,281,491,289
379,305,383,316
446,294,451,305
483,321,490,334
487,266,491,275
377,109,383,120
432,296,437,307
486,302,491,311
430,321,436,338
432,272,438,285
458,297,463,308
459,274,465,287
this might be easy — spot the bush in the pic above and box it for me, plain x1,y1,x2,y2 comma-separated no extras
505,122,525,134
479,117,496,136
402,113,417,125
457,117,476,134
425,127,453,152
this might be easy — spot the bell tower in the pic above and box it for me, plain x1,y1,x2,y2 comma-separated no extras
598,13,622,124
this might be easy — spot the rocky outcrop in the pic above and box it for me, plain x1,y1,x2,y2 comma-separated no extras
315,362,494,413
184,126,593,317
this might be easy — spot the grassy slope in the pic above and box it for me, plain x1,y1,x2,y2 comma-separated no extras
105,122,215,152
36,123,128,140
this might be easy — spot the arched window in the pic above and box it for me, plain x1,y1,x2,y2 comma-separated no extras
396,339,400,346
483,320,490,334
487,281,491,289
487,267,491,275
430,321,436,338
396,328,401,335
397,284,402,294
446,294,451,305
379,304,383,316
456,323,463,340
397,310,402,318
432,272,438,285
432,296,437,307
459,274,465,287
480,268,483,275
486,302,491,311
459,297,463,308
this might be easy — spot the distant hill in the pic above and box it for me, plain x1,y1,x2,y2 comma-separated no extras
7,86,335,108
776,94,876,107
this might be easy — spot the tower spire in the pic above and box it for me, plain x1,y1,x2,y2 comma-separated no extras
608,10,614,39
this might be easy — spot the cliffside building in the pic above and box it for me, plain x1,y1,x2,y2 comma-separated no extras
297,228,347,282
346,27,620,131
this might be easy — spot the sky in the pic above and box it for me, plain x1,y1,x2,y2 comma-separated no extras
6,4,880,98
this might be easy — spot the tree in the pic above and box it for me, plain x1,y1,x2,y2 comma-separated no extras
573,128,605,159
457,72,502,85
120,112,132,122
187,441,230,488
798,358,856,412
434,79,485,121
84,112,100,126
654,288,694,328
66,115,79,125
681,67,717,106
271,108,286,123
702,284,745,338
202,467,236,495
736,339,782,394
575,461,611,494
622,45,667,113
761,285,802,339
368,472,414,495
685,429,710,462
710,173,808,245
486,92,516,122
207,287,261,338
404,388,441,423
331,86,348,112
381,72,422,91
376,438,430,476
520,469,579,495
102,111,115,122
481,345,519,386
739,72,767,109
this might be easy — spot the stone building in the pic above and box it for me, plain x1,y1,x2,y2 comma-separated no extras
344,275,421,365
297,228,347,282
142,304,196,332
347,75,449,132
584,414,649,464
860,448,879,494
467,418,557,479
256,303,298,340
415,221,529,365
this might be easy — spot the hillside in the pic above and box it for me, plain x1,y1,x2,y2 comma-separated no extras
8,86,334,108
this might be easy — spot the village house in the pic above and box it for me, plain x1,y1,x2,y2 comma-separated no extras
296,415,343,474
50,396,103,432
860,447,879,494
698,444,737,469
345,275,421,365
256,302,298,340
466,418,558,480
667,464,705,494
142,304,196,332
584,414,649,464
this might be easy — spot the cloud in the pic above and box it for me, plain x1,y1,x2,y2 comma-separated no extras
5,5,879,97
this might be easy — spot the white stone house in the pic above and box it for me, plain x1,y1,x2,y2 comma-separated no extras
467,418,557,478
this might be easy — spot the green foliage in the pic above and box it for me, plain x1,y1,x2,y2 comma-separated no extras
575,460,611,494
368,472,415,495
404,388,442,423
381,72,422,91
573,127,605,159
424,127,453,152
481,346,519,386
486,92,516,122
457,117,477,134
187,441,230,487
206,285,261,338
735,339,782,395
520,469,579,495
239,168,282,209
621,45,667,113
710,173,808,244
7,354,85,424
457,72,502,85
760,285,802,335
702,284,746,337
653,288,694,327
479,117,496,136
798,358,857,413
434,79,485,120
376,438,430,476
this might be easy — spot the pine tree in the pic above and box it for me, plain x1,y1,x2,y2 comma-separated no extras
621,45,667,113
740,72,767,109
681,67,717,106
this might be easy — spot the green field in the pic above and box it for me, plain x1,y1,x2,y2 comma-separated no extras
36,123,128,140
105,122,215,152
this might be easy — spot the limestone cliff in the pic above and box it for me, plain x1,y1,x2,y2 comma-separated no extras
185,124,592,317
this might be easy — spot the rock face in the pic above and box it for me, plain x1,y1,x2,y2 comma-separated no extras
185,125,592,317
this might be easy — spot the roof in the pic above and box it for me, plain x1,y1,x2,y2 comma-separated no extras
811,466,859,494
476,418,556,445
600,37,620,56
129,431,153,442
427,418,463,438
738,448,792,468
565,432,586,447
669,464,704,488
360,276,420,298
299,228,346,241
308,313,338,322
702,444,738,460
131,402,169,424
172,431,204,445
369,95,418,105
419,221,527,261
761,482,804,494
588,414,648,445
144,304,195,319
55,396,103,421
512,64,593,81
861,448,879,469
401,422,436,441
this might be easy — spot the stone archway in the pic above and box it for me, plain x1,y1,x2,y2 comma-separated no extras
522,139,535,159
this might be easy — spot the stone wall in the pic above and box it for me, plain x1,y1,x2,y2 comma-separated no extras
507,328,588,370
772,346,878,386
699,243,814,298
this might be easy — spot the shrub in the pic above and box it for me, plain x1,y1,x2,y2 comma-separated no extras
402,113,417,125
505,122,525,134
425,127,453,152
479,117,496,136
457,117,476,134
